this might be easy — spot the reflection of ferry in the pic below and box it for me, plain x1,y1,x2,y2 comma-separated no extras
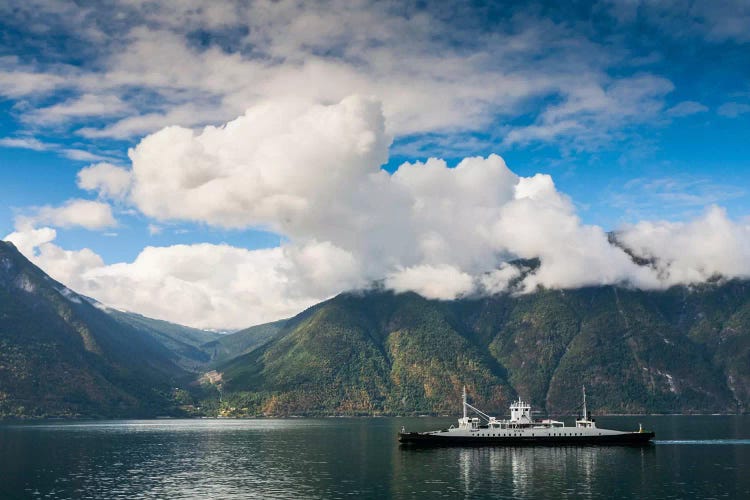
398,386,654,446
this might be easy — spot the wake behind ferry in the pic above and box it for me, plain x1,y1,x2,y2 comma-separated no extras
398,386,654,446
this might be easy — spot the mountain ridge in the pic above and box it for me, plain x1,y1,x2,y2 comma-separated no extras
0,241,198,418
3,239,750,419
214,283,750,417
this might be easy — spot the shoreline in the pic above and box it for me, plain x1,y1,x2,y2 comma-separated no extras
2,412,749,423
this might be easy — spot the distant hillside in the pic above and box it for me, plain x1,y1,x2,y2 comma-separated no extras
201,319,287,367
0,241,196,418
216,284,750,416
102,306,223,371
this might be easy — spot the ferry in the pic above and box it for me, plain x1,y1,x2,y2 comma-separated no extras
398,386,654,446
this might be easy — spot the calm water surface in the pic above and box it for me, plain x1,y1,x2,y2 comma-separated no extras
1,416,749,499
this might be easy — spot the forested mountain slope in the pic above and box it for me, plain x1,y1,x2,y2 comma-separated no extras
0,241,192,418
217,284,750,416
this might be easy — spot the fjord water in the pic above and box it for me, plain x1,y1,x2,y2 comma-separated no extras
1,416,749,499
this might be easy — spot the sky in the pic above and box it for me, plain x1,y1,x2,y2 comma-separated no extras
1,0,750,330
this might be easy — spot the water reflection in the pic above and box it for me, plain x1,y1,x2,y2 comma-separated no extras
1,417,749,499
450,446,633,499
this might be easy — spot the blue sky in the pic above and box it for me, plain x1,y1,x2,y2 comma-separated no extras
1,0,750,329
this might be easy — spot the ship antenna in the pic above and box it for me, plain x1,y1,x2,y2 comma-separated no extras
463,385,467,419
582,385,587,421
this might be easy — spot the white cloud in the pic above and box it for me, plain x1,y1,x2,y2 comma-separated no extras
7,95,750,329
717,102,750,118
17,199,117,230
77,162,132,200
503,75,674,150
0,69,66,98
30,243,106,289
0,0,678,152
60,148,109,162
77,102,230,139
0,136,111,163
127,95,391,231
0,136,48,150
617,206,750,286
666,100,708,117
23,94,128,125
385,265,474,300
3,226,57,256
2,230,361,329
490,174,660,291
480,264,523,294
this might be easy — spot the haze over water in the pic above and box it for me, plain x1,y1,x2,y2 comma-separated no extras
1,415,749,499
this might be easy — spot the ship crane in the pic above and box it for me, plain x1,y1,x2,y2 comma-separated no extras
462,386,493,422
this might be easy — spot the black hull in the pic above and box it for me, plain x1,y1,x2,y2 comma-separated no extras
398,431,655,447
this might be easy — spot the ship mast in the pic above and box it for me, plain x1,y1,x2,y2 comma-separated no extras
462,385,467,419
582,385,587,421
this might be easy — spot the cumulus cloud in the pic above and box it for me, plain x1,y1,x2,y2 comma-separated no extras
17,199,117,230
3,226,57,256
491,174,660,290
386,265,474,300
617,206,750,285
6,96,750,330
77,162,132,199
120,97,750,306
127,95,391,231
479,264,523,294
3,230,361,329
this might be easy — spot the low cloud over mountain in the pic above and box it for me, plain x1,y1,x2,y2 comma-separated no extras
6,97,750,329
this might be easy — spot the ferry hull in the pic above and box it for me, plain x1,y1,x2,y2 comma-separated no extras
398,431,655,447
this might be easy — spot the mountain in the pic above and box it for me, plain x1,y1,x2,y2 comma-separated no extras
201,319,287,367
0,241,198,418
215,283,750,417
4,236,750,419
102,307,222,370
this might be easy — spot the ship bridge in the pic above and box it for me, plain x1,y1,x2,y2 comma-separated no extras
509,399,532,424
